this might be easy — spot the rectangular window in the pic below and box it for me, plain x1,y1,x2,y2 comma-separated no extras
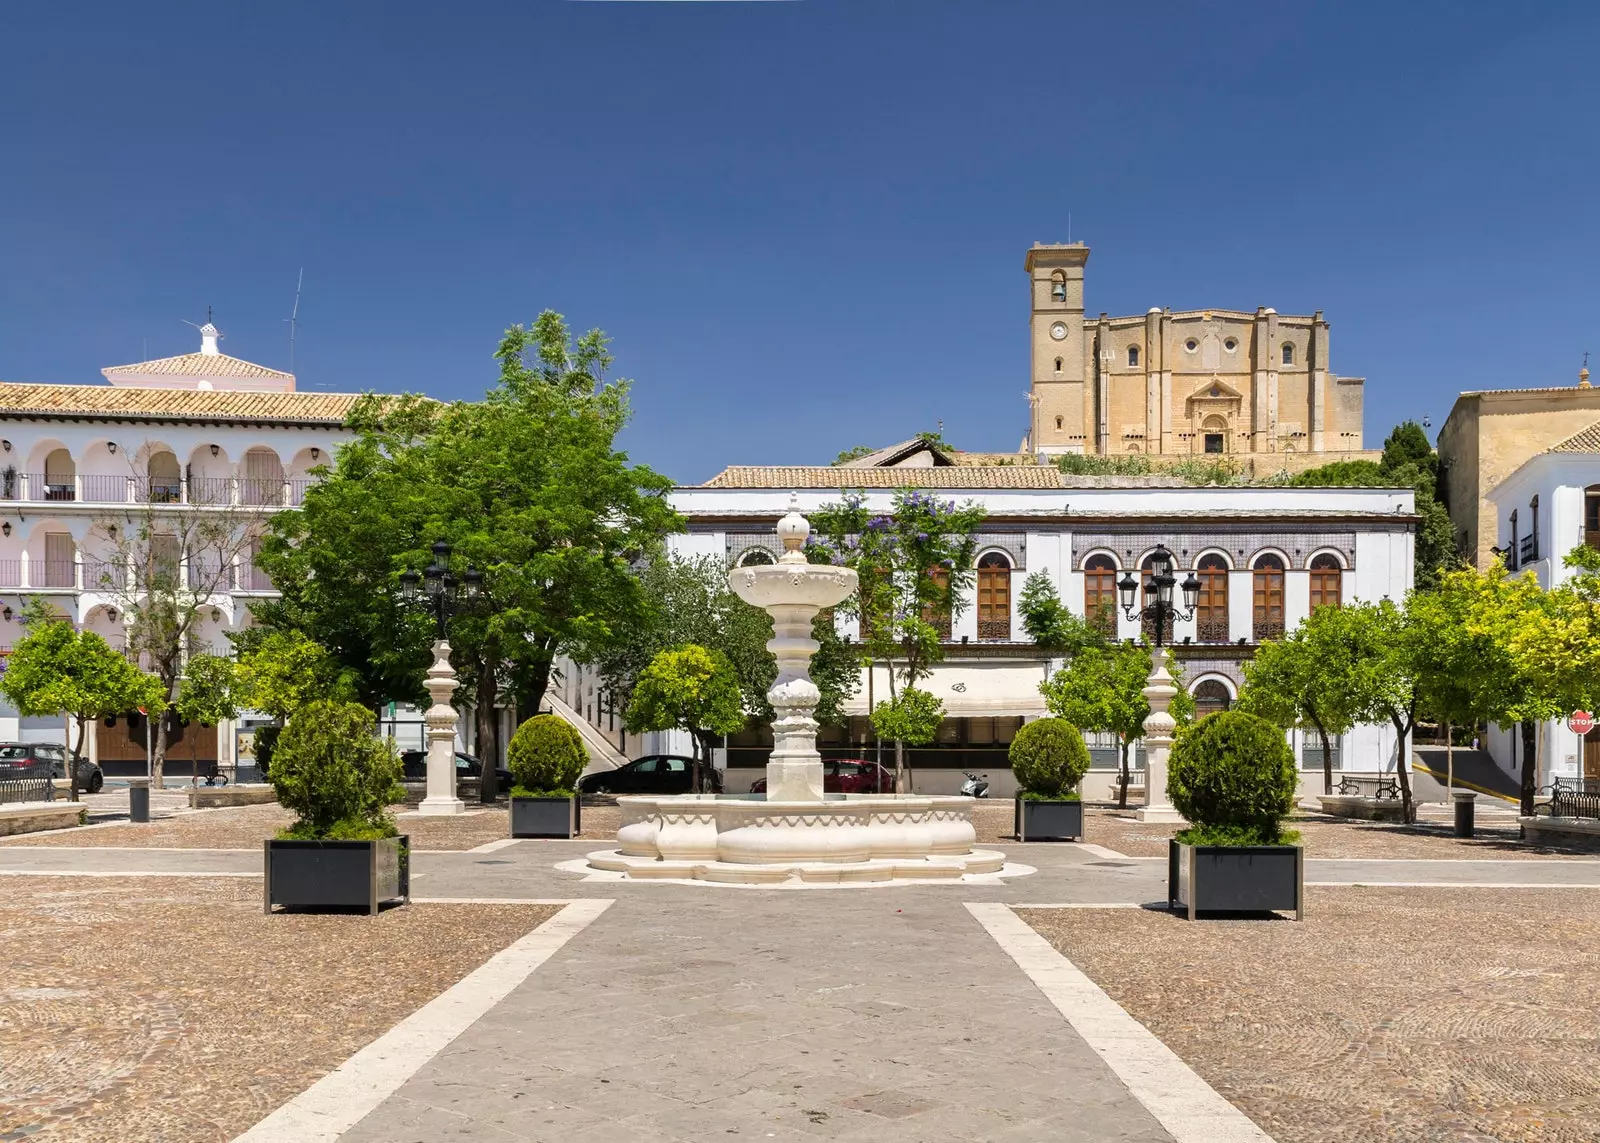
1203,433,1224,454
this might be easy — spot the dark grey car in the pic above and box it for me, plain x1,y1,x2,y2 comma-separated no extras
0,742,103,792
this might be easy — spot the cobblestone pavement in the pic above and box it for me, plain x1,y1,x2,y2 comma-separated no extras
1082,806,1599,860
0,879,556,1143
1021,888,1600,1143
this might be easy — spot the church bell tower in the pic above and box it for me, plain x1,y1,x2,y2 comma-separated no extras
1025,242,1090,455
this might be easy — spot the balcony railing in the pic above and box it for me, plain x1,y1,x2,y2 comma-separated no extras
81,560,127,591
1252,615,1285,642
0,472,319,506
34,559,76,588
0,560,19,588
1519,534,1538,565
236,562,274,591
1197,616,1230,643
977,616,1011,641
186,561,230,591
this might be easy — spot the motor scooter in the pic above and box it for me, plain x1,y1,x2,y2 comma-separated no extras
959,771,990,798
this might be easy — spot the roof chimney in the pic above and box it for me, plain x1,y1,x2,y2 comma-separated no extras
199,322,221,356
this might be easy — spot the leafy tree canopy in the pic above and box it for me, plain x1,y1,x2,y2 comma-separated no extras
624,644,747,761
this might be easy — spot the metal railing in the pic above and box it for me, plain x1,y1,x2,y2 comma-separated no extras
1196,616,1230,643
81,560,127,590
136,478,184,503
0,777,54,805
22,473,77,501
236,562,274,591
1519,534,1538,565
976,616,1011,641
1253,616,1285,642
1547,777,1600,820
34,559,76,588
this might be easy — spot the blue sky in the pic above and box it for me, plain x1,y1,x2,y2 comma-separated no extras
1,1,1596,483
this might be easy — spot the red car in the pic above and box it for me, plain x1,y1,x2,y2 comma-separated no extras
750,759,894,795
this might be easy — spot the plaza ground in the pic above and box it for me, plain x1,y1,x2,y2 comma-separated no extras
2,802,1598,1142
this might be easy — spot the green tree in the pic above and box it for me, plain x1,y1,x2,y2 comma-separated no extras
1018,571,1107,658
175,653,243,780
234,629,355,723
832,445,875,465
809,489,986,790
868,686,944,761
0,601,166,801
1237,611,1362,795
1041,643,1193,808
624,645,747,792
257,312,680,774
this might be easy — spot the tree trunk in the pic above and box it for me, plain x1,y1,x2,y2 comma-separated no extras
475,653,498,801
1313,719,1333,796
1519,719,1538,817
1390,714,1416,824
152,713,170,789
1116,740,1129,809
66,716,86,803
894,738,907,794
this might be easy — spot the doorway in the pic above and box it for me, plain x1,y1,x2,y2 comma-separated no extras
1585,727,1600,782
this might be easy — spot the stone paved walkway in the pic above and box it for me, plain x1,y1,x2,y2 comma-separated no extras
335,889,1177,1143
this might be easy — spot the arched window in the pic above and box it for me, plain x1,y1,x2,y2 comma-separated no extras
1196,553,1229,642
1054,356,1063,373
1127,345,1140,368
977,552,1012,641
43,448,75,501
1281,342,1295,366
1193,679,1232,719
146,452,181,503
1051,271,1066,302
1252,554,1285,641
1585,484,1600,550
1309,553,1342,611
241,447,285,506
1054,415,1064,430
1083,554,1117,637
738,548,775,567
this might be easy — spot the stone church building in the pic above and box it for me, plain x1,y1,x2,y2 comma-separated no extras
1024,242,1367,459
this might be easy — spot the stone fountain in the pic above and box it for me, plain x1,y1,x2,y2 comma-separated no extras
585,500,1006,884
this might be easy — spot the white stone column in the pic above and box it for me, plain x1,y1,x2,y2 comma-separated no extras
1138,646,1186,823
418,639,465,816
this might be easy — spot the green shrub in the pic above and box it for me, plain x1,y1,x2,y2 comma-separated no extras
269,700,401,840
507,714,587,796
1168,710,1299,846
1008,717,1090,799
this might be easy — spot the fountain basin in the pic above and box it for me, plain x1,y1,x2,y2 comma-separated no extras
587,793,1005,884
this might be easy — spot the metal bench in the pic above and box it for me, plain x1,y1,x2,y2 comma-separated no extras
1334,775,1401,801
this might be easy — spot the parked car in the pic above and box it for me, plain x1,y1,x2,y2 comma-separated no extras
399,750,513,791
577,755,723,795
0,742,103,792
749,759,893,795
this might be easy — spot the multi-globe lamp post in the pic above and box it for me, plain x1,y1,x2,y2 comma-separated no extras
1116,543,1199,823
400,541,483,815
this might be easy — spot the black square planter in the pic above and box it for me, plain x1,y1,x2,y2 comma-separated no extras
264,835,409,915
1014,797,1084,841
510,795,577,839
1168,840,1303,920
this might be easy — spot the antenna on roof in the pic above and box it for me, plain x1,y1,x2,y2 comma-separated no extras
1067,211,1071,244
285,268,303,374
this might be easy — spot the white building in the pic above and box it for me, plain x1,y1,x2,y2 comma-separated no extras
557,460,1418,799
1484,422,1600,787
0,324,362,771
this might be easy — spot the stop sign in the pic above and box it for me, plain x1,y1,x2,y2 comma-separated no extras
1567,710,1595,735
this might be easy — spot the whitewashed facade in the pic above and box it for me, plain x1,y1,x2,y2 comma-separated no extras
0,326,362,770
558,466,1418,798
1484,428,1600,787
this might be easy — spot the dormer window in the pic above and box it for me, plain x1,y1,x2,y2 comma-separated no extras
1127,346,1140,368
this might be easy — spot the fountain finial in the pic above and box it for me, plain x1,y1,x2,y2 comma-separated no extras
776,493,809,560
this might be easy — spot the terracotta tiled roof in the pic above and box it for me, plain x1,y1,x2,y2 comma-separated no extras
102,352,293,381
0,383,370,425
701,466,1067,489
1548,422,1600,453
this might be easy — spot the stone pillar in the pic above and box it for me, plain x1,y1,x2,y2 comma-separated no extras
764,602,825,802
418,639,465,816
1138,646,1186,823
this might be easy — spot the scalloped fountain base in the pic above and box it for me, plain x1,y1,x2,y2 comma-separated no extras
584,793,1007,884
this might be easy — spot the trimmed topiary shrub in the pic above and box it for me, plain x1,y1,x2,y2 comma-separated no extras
270,701,403,840
1008,717,1091,800
507,714,587,797
1168,710,1299,846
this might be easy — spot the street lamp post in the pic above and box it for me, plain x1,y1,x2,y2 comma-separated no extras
1117,544,1200,823
400,541,482,816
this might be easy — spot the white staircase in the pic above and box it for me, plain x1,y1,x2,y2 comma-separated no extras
543,692,628,774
